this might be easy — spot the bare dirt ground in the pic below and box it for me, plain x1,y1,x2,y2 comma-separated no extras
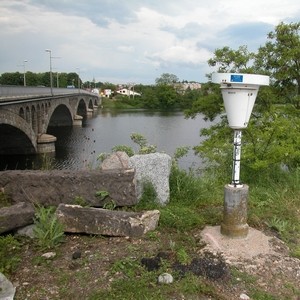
9,226,300,300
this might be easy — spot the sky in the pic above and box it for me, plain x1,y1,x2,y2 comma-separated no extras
0,0,299,85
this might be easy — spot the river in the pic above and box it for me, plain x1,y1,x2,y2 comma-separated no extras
0,109,216,171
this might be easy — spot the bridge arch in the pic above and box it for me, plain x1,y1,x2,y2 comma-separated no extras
45,104,73,129
77,98,87,117
0,109,37,154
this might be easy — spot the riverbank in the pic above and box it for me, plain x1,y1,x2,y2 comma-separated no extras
1,164,300,299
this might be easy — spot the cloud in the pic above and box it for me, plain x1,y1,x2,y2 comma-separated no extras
0,0,299,84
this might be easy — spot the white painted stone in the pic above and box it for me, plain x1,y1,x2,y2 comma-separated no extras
129,153,172,205
240,293,250,299
158,273,173,284
42,252,56,259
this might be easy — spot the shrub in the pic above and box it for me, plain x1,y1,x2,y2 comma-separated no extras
0,235,21,275
33,206,64,250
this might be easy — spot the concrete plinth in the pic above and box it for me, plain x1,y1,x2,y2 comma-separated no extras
87,108,94,117
37,134,57,153
73,115,83,126
221,184,249,238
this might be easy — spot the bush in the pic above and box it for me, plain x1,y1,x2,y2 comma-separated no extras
33,206,65,250
0,235,21,275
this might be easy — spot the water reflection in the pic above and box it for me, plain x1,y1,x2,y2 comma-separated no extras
0,110,215,171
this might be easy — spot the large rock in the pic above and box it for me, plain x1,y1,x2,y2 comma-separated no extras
0,272,16,300
129,153,172,205
0,169,137,207
55,203,160,237
100,151,130,170
0,202,35,234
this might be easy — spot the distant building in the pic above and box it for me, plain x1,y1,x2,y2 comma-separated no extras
174,82,202,93
101,89,112,98
116,88,141,97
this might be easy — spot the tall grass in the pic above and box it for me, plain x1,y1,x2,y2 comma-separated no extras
136,161,300,254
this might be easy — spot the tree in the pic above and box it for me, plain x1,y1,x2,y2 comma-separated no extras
255,22,300,108
155,73,179,85
190,22,300,175
0,72,23,85
208,45,255,74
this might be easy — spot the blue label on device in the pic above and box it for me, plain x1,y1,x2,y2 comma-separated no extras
230,75,243,83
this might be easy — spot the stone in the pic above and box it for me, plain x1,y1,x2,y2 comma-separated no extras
72,250,82,260
129,153,172,205
100,151,130,170
0,272,16,300
0,202,35,234
16,224,35,238
42,252,56,259
158,273,173,284
240,293,250,300
55,203,160,237
0,169,137,208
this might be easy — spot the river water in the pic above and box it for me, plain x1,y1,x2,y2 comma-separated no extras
0,109,215,171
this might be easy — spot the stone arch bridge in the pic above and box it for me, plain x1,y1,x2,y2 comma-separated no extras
0,86,101,155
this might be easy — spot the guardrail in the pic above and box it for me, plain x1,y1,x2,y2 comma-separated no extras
0,85,98,98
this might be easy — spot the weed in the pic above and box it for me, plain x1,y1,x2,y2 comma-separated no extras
33,205,64,250
0,190,11,208
176,247,191,265
103,199,116,210
74,196,89,207
231,267,257,285
267,216,289,235
250,289,278,300
111,257,141,278
0,234,21,275
111,145,134,157
95,190,109,200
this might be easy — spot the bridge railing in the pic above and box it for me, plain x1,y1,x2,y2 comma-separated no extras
0,86,99,98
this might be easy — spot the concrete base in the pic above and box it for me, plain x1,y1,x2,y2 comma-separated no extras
221,184,249,238
73,114,83,126
37,134,57,153
200,225,277,261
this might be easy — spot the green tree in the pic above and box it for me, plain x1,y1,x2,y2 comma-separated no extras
255,22,300,108
208,45,255,73
190,22,300,175
156,84,178,109
155,73,179,85
0,72,23,85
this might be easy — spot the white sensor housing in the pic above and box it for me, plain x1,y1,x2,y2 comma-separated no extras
212,73,269,129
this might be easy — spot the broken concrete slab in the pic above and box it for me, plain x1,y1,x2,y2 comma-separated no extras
0,169,137,208
0,202,35,234
55,203,160,237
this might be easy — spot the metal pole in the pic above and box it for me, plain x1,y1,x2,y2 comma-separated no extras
231,129,242,187
45,49,53,95
23,60,27,86
77,68,80,93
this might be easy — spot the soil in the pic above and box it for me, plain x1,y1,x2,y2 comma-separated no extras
9,226,300,300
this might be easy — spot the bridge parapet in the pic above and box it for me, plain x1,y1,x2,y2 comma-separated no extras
0,88,101,155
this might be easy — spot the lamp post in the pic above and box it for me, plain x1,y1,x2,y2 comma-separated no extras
45,49,53,95
76,68,80,93
212,73,269,238
23,60,28,86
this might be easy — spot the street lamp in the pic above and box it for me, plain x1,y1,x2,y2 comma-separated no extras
76,68,80,93
23,60,28,86
45,49,53,95
212,72,269,238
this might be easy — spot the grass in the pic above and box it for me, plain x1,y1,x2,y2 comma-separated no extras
1,162,300,299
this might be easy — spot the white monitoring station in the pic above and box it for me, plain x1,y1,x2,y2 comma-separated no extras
212,72,269,238
212,72,269,187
